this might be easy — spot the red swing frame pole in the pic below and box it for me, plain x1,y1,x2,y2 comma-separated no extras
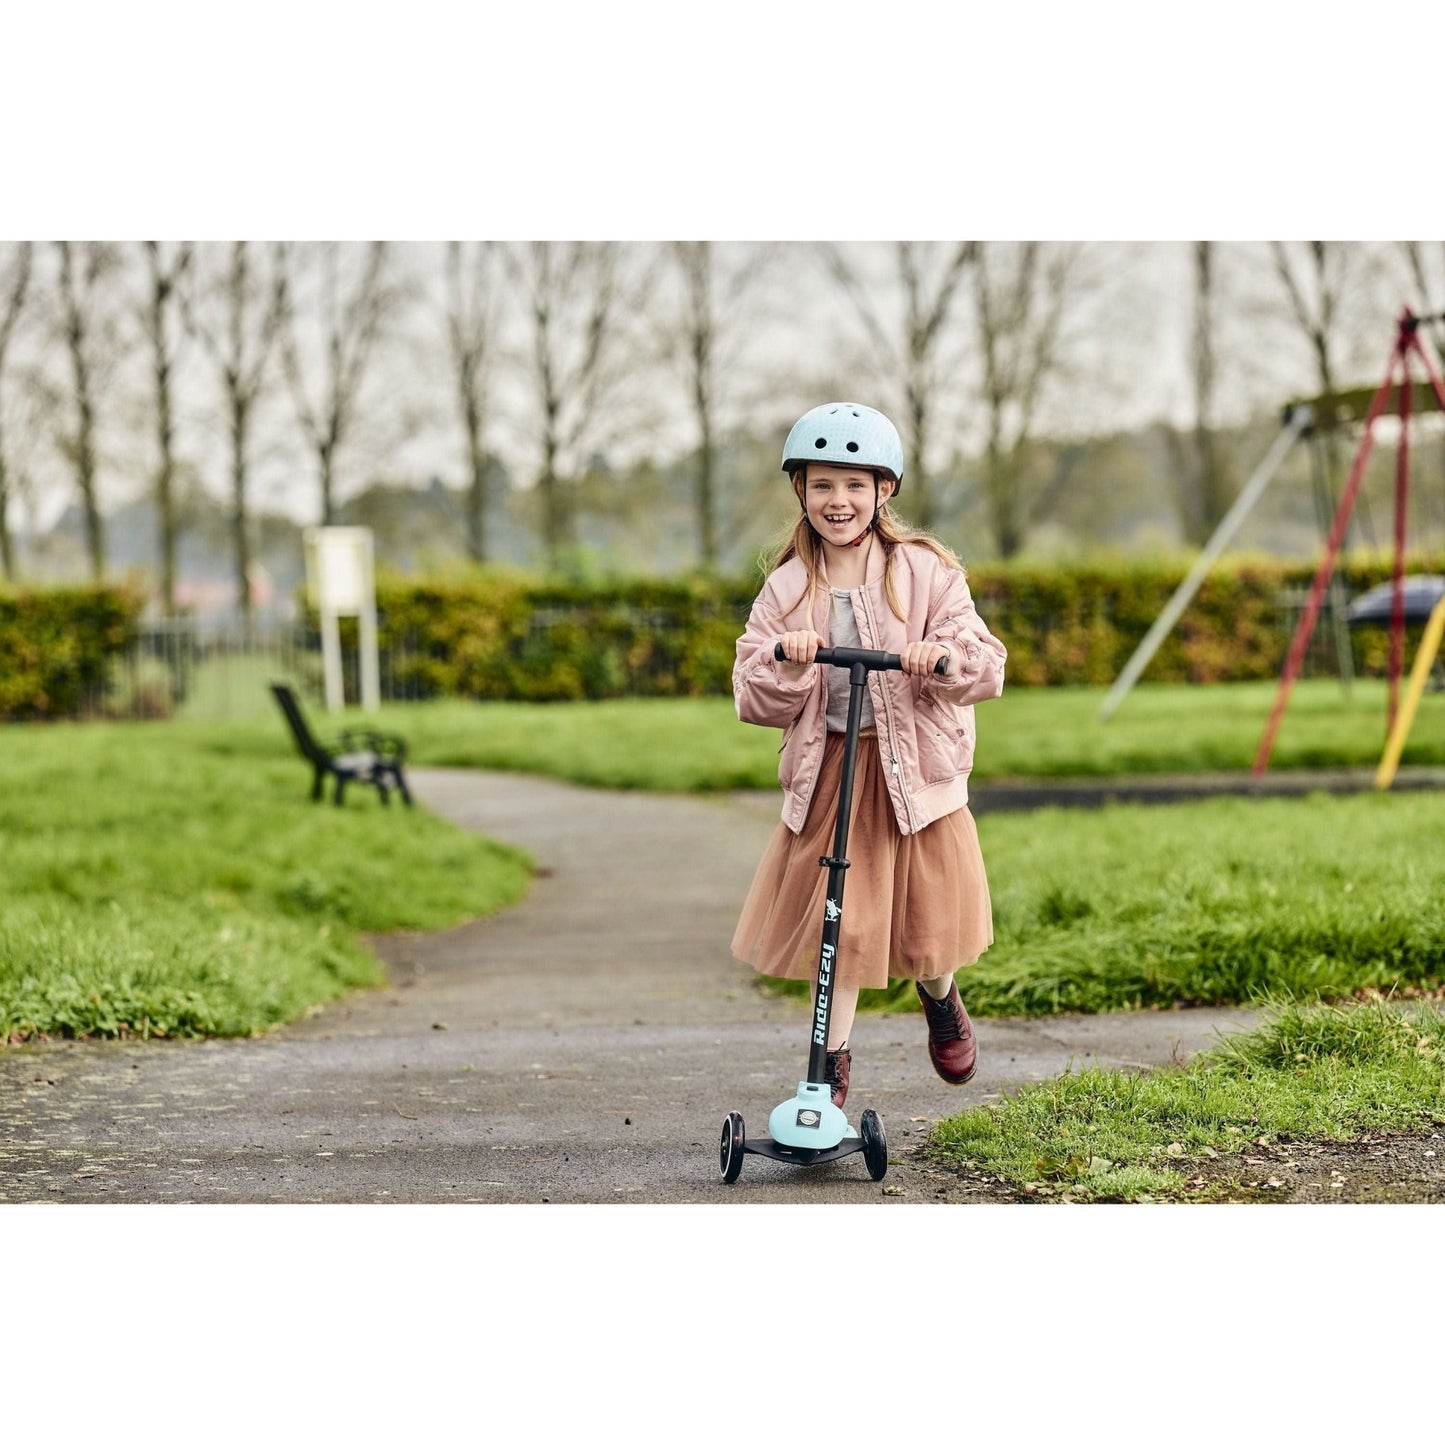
1389,345,1411,733
1252,315,1411,775
1398,319,1445,716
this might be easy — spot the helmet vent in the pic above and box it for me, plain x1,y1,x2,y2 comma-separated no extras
846,441,859,452
814,437,827,449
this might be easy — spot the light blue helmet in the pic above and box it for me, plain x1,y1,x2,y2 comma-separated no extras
781,402,905,492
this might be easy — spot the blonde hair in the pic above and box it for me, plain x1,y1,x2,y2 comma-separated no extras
761,468,965,622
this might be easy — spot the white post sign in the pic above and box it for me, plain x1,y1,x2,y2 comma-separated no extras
304,526,380,713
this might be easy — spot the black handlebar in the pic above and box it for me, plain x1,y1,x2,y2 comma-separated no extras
774,642,947,675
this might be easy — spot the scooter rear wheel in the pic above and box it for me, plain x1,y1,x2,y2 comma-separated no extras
719,1112,746,1184
860,1109,888,1181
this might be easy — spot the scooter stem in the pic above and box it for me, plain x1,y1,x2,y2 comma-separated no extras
770,643,945,1087
805,660,868,1085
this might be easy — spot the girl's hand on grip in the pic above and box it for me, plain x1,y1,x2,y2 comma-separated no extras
900,641,950,677
776,631,824,675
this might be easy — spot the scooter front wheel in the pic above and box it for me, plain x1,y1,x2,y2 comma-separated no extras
719,1111,746,1184
860,1109,888,1181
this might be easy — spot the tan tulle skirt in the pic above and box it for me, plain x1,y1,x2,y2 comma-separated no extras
731,732,994,990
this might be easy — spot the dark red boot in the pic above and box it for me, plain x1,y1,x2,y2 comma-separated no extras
916,981,977,1085
824,1047,851,1109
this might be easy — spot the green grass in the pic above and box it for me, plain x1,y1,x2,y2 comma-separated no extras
369,695,777,791
7,675,1443,1041
345,680,1445,1021
335,677,1445,791
928,997,1445,1202
0,720,533,1043
176,653,298,722
943,789,1445,1014
977,676,1445,778
756,789,1445,1017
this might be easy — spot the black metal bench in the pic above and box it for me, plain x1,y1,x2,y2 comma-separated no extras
269,682,412,807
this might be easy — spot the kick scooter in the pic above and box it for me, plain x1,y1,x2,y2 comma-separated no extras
718,643,945,1185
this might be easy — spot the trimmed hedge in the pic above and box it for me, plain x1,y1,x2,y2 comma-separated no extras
7,555,1438,719
972,554,1445,686
367,552,1445,701
0,584,143,720
370,572,759,702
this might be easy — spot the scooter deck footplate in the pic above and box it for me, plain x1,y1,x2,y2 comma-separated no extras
743,1136,866,1168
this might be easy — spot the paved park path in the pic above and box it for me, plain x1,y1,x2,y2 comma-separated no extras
0,768,1264,1205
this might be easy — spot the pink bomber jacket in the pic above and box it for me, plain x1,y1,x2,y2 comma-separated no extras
732,541,1007,837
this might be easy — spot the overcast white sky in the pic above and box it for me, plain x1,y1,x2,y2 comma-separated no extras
7,7,1444,531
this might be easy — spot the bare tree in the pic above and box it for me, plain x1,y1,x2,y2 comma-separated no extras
1268,240,1392,682
1399,241,1445,316
1191,242,1230,540
973,241,1079,558
667,241,773,570
1270,242,1348,398
184,242,286,618
444,240,500,563
278,241,390,524
55,241,117,579
0,243,33,580
503,241,643,570
136,241,193,611
1168,241,1235,546
822,241,975,531
1399,241,1445,427
1399,242,1445,543
1268,240,1365,534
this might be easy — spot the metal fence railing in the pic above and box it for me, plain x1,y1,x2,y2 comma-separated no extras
1274,585,1356,682
77,584,1422,723
86,617,437,722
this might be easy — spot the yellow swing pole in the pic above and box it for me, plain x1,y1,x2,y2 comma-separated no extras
1375,592,1445,789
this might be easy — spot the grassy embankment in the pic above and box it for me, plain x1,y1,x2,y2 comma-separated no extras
927,997,1445,1202
358,679,1441,1184
7,675,1441,1041
87,674,1435,1183
346,678,1442,1020
0,720,532,1043
348,676,1445,790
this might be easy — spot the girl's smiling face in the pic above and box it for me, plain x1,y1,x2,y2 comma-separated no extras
798,464,894,548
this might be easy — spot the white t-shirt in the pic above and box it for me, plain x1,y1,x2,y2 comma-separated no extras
824,590,876,733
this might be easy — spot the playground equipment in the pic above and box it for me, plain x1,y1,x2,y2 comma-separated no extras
1253,309,1445,778
1100,307,1445,786
1375,589,1445,789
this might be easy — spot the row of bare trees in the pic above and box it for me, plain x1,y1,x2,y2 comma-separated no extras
0,239,1437,608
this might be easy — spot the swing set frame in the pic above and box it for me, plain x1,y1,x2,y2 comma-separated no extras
1253,307,1445,784
1100,306,1445,789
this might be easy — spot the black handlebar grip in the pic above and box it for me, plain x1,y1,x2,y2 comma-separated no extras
774,642,947,675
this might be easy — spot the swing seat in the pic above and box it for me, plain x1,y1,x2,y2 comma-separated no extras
1348,577,1445,690
1346,575,1445,626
